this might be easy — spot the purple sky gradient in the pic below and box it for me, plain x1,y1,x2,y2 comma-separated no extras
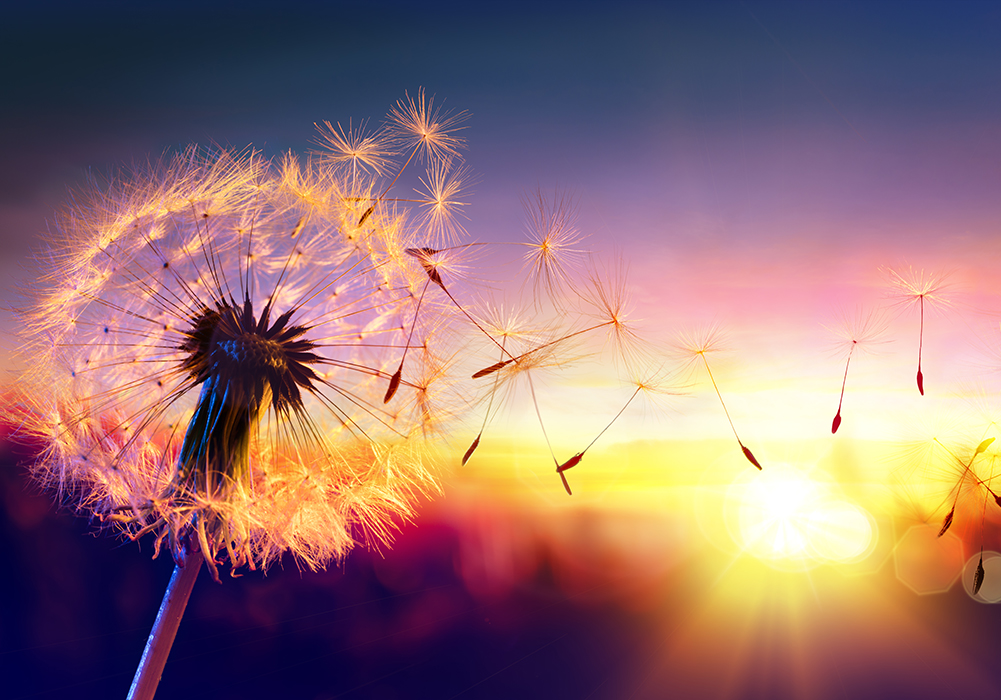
4,3,1001,698
4,2,1000,362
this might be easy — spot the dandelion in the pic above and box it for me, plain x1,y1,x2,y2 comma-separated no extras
883,266,951,395
17,96,469,697
826,307,889,434
675,325,762,470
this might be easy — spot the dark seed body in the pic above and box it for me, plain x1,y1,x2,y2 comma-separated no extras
938,506,955,537
557,452,584,473
461,435,480,466
974,556,985,595
741,445,763,470
473,360,508,379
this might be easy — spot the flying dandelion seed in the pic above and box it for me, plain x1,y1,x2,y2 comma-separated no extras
470,295,630,381
521,188,588,304
413,160,474,247
469,259,652,493
459,303,541,467
899,427,1001,596
388,88,469,165
826,307,889,434
676,325,762,470
313,118,393,182
900,431,999,539
17,96,471,698
933,436,997,537
555,368,677,495
883,266,951,396
548,263,661,494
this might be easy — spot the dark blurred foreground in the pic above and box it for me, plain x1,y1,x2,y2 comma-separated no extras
5,425,1001,700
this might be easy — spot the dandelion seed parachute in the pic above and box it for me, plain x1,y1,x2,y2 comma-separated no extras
827,307,889,435
18,143,456,577
676,325,763,470
883,266,951,396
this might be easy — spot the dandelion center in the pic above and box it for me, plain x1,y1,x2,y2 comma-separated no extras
219,332,287,373
175,297,321,499
180,298,320,416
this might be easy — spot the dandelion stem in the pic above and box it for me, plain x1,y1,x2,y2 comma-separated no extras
832,343,855,434
582,385,641,455
385,279,430,403
433,275,517,361
553,385,644,488
699,353,761,469
463,340,507,466
523,371,569,494
127,547,204,700
917,295,925,395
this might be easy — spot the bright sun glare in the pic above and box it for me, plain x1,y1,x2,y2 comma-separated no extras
725,464,874,568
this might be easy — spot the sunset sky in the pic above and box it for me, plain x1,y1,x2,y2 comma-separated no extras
3,2,1001,699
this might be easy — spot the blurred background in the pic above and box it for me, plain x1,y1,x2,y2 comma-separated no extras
4,1,1001,698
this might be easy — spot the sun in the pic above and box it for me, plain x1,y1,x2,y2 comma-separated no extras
725,463,875,568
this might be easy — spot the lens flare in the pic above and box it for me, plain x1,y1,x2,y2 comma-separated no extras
963,551,1001,603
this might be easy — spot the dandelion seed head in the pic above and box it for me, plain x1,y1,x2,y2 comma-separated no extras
18,132,464,576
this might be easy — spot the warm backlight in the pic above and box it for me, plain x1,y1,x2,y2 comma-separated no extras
726,463,874,567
